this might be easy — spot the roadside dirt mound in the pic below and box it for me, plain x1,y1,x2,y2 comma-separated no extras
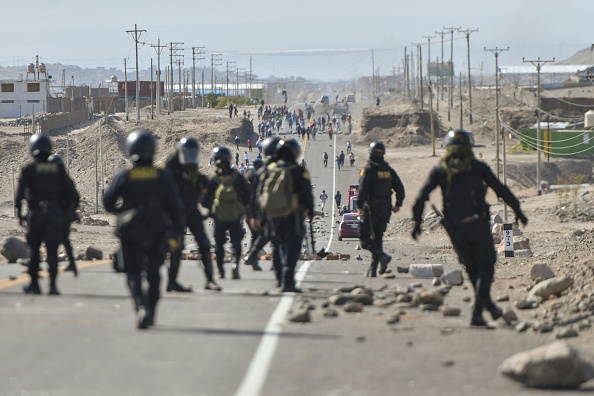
506,159,594,189
357,105,443,148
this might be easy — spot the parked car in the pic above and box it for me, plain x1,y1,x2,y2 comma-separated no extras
338,213,360,241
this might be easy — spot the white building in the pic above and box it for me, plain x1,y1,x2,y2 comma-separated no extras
0,79,49,118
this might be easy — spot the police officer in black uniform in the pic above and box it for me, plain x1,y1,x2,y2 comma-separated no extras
163,137,221,292
49,154,80,277
244,136,281,271
243,157,264,271
16,134,78,295
203,146,250,280
358,141,405,277
103,129,184,329
412,129,528,327
267,138,314,292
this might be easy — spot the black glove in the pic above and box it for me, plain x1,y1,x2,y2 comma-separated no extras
411,222,422,240
17,212,26,227
515,211,528,226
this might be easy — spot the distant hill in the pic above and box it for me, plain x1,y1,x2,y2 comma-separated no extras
557,46,594,65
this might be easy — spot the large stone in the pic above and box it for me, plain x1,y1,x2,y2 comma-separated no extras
409,264,444,278
442,306,461,317
329,293,373,306
499,341,594,388
498,236,531,254
530,262,555,282
85,246,103,260
529,276,574,299
1,237,30,263
440,269,464,286
351,287,373,297
344,302,364,313
288,309,311,323
419,289,444,306
491,223,503,236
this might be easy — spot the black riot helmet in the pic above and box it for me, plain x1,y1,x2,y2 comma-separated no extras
276,137,302,162
368,141,386,162
445,129,475,147
29,134,52,158
126,129,156,164
178,137,200,165
213,146,232,165
262,136,281,160
252,158,264,170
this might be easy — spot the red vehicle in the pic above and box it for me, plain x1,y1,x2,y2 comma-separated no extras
338,213,360,241
348,184,358,201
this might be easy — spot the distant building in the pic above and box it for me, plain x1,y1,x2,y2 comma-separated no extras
0,79,49,118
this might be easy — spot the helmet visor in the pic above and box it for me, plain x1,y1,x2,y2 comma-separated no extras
179,147,199,165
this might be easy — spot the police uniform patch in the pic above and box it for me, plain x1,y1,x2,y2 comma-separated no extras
35,163,59,174
130,167,159,180
303,170,310,180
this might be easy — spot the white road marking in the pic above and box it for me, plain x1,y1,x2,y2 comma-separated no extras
326,133,338,252
234,133,337,396
234,261,312,396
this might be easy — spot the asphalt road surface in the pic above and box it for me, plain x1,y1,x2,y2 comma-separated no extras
1,132,593,395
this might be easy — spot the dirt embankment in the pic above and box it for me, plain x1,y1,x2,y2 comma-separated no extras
357,105,443,148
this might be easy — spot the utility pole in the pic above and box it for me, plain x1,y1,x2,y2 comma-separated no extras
237,68,245,97
126,24,146,123
175,56,184,110
124,58,129,121
435,30,447,103
151,38,166,117
191,46,205,108
460,28,479,124
403,47,409,98
423,35,435,97
459,72,464,129
211,53,222,97
429,82,436,157
484,46,509,181
412,42,424,109
523,56,555,196
371,49,375,99
150,59,153,119
443,26,460,122
226,61,236,97
168,42,184,114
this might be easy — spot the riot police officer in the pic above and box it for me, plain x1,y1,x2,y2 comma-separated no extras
103,129,184,329
264,138,314,292
203,146,250,280
16,134,78,295
164,137,221,292
244,157,264,271
244,136,281,272
358,141,405,277
49,154,80,277
411,129,528,327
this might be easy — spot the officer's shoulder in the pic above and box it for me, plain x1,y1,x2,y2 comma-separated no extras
472,159,491,172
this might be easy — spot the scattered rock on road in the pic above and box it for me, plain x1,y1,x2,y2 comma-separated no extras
500,341,594,388
440,269,464,286
85,246,103,260
530,261,555,282
288,309,311,323
1,237,30,263
529,276,574,300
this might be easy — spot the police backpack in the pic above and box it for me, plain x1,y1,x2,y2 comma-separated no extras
258,163,299,218
212,171,244,222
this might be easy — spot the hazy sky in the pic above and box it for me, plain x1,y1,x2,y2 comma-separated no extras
2,0,593,81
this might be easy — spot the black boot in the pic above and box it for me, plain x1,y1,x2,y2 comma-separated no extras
366,262,378,278
232,263,240,280
166,281,192,293
136,307,153,330
48,276,60,296
378,253,392,274
471,298,487,327
217,263,225,279
485,298,503,320
205,279,222,291
64,261,78,277
23,278,41,295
